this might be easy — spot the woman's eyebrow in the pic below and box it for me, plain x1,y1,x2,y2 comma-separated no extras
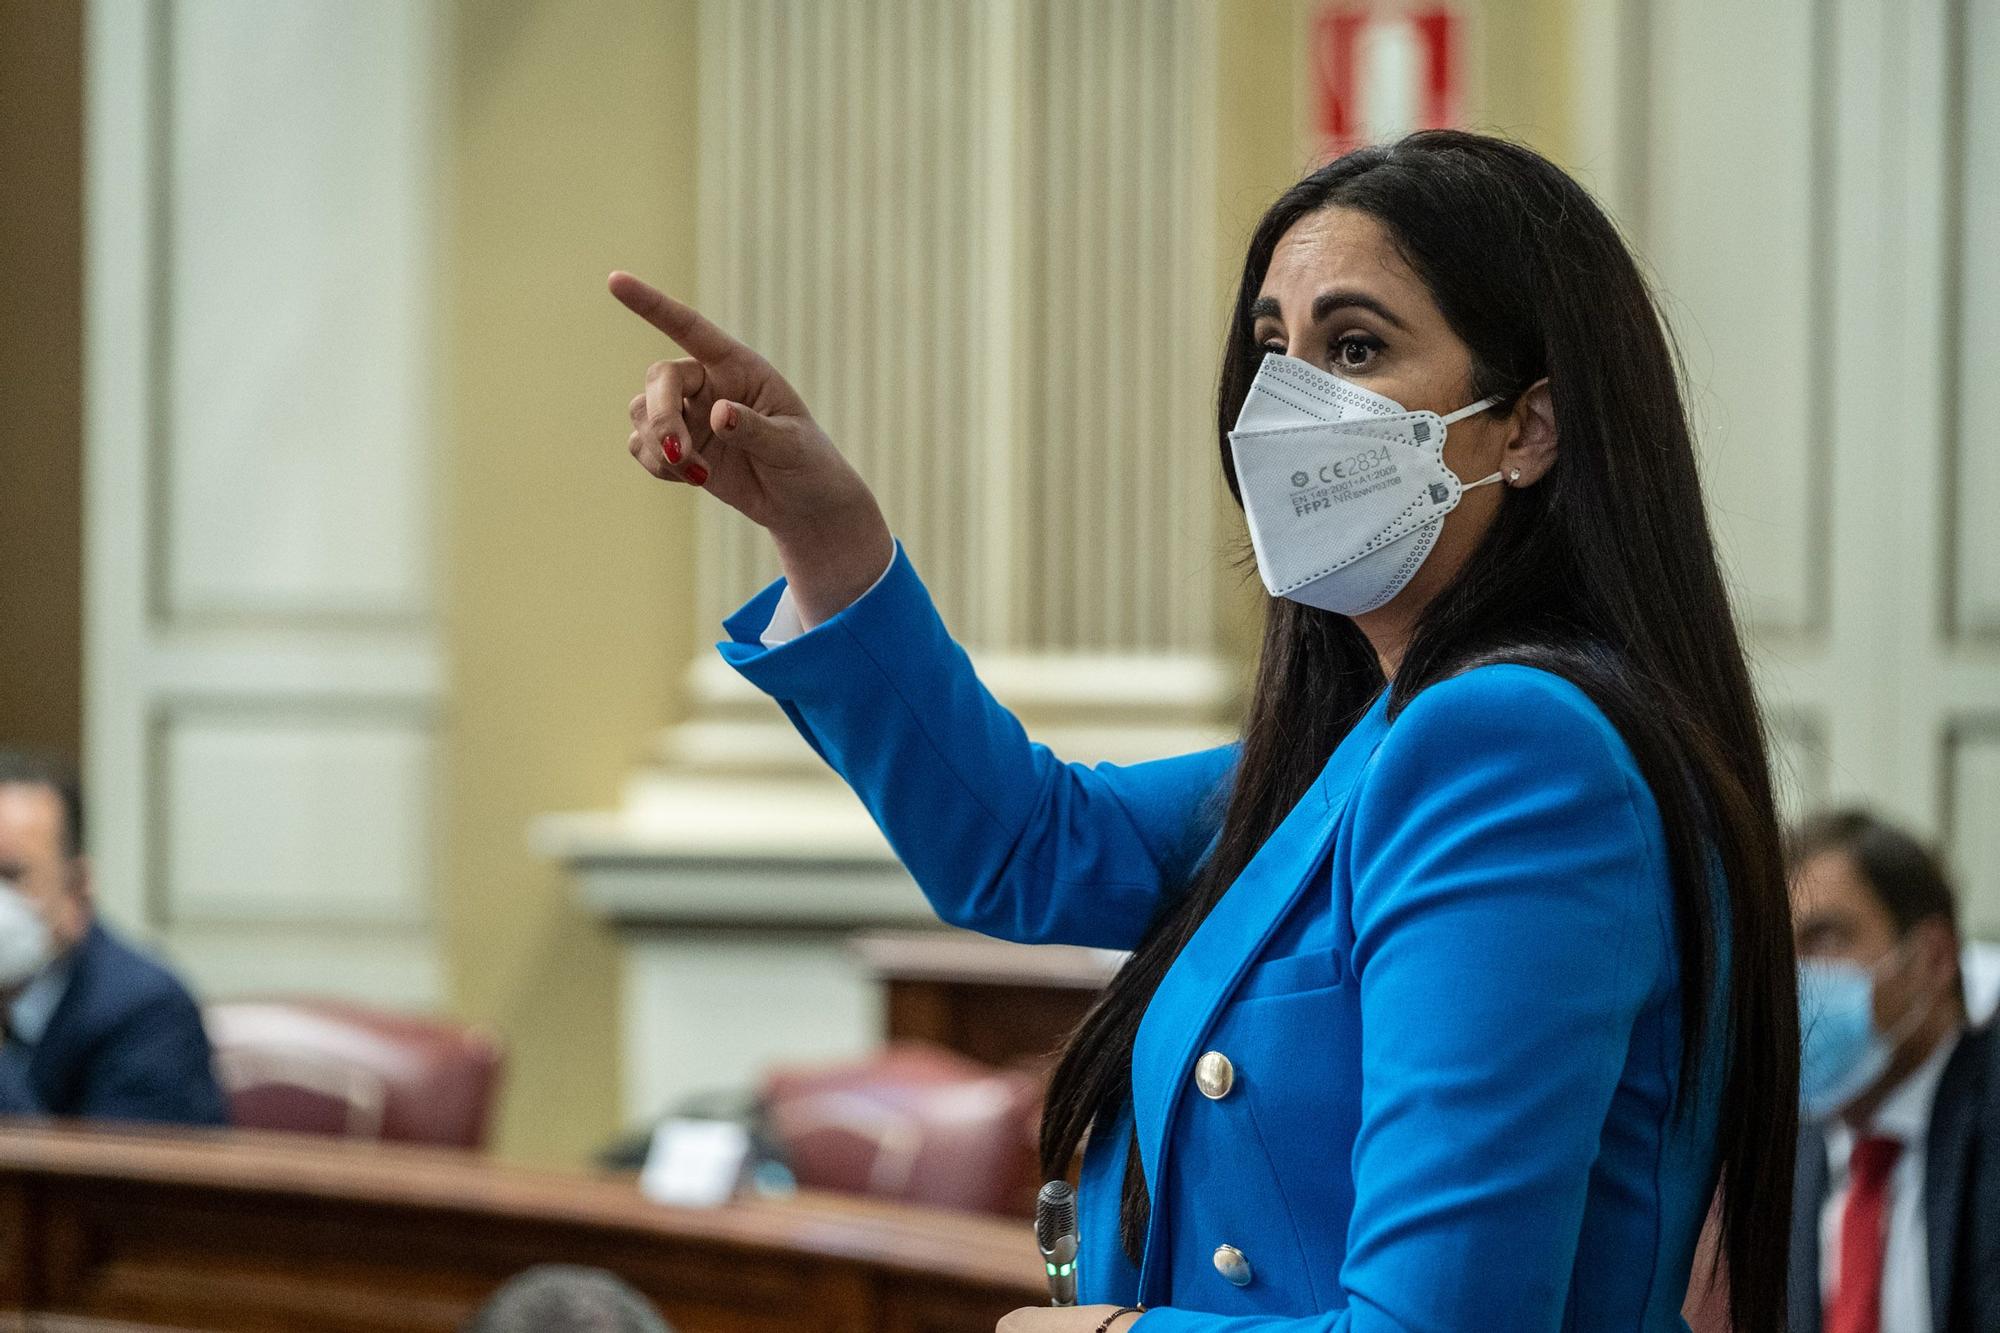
1248,289,1410,333
1312,288,1409,331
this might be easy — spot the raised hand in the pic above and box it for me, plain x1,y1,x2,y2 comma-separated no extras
610,271,893,625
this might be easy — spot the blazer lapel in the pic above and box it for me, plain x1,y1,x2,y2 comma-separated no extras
1128,692,1391,1301
1924,1029,1982,1333
1791,1124,1828,1333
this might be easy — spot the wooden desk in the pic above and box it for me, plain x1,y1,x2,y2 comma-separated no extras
851,932,1121,1071
0,1122,1044,1332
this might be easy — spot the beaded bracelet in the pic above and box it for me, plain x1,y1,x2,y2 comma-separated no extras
1094,1306,1145,1333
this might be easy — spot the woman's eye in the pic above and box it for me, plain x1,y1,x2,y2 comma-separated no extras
1335,335,1382,368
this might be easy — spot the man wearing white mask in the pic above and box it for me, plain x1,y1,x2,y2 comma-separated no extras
1790,809,1998,1333
0,750,225,1125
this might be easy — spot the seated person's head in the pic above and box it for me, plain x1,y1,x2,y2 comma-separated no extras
464,1265,670,1333
0,750,93,993
1790,807,1966,1121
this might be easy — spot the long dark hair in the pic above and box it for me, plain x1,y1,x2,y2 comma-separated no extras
1038,131,1797,1332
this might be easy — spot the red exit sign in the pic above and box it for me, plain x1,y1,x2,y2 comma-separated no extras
1313,5,1463,159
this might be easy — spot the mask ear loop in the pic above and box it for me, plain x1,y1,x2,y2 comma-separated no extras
1440,394,1504,427
1442,395,1510,494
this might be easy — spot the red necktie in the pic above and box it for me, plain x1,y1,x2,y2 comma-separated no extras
1827,1134,1902,1333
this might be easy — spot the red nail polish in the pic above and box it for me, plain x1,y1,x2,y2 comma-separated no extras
687,463,709,486
664,435,681,464
724,404,738,431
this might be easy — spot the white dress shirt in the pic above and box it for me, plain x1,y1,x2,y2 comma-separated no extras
1819,1026,1965,1333
4,953,73,1046
757,549,897,649
1963,942,2000,1026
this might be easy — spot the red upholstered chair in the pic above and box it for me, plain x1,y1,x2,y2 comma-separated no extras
760,1042,1043,1217
205,998,504,1150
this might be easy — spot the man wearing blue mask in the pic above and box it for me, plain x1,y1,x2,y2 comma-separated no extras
0,749,226,1126
1790,809,1997,1333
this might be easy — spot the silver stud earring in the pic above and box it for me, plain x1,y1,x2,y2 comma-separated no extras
1508,468,1522,485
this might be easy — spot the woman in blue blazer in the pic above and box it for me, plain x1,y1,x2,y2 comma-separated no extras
607,132,1798,1332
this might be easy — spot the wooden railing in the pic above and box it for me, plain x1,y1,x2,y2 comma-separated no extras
0,1122,1043,1332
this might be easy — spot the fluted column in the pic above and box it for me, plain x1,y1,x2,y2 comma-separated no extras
672,0,1235,775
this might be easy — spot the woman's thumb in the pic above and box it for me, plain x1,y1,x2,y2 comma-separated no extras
711,398,786,455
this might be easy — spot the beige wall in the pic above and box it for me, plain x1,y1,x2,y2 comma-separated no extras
438,0,700,1164
436,0,1323,1163
15,0,1959,1167
434,0,1589,1165
1473,0,1577,167
0,0,83,762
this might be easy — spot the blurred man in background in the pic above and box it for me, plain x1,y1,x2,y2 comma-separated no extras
0,749,226,1125
1790,808,1998,1333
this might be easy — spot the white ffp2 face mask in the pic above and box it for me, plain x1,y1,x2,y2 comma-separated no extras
1228,352,1503,615
0,881,56,991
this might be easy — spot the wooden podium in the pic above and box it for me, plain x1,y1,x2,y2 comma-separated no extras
851,931,1122,1071
0,1122,1043,1332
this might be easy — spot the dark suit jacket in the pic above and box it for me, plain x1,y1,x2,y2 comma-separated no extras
0,922,227,1126
1791,1022,2000,1333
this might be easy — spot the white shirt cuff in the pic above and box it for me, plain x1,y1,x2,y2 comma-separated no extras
758,545,898,649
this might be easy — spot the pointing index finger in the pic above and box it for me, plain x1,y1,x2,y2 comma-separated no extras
608,271,746,366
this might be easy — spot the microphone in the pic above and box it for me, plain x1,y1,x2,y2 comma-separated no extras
1035,1180,1079,1307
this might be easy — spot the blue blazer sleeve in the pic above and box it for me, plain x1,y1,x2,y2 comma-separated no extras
717,542,1236,948
1141,665,1670,1333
